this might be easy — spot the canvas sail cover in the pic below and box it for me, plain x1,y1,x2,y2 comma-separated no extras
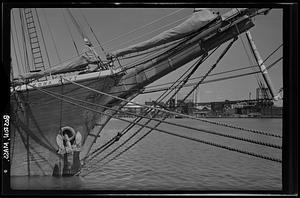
16,54,93,80
110,8,218,57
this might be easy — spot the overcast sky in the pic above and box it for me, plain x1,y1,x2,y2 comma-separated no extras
10,7,283,106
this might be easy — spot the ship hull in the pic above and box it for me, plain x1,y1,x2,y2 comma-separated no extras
10,73,125,176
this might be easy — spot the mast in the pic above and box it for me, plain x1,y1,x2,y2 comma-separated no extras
245,31,280,101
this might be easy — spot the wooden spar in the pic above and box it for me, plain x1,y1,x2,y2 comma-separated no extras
119,17,254,93
245,31,280,100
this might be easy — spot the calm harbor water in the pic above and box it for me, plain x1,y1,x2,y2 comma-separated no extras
10,118,282,191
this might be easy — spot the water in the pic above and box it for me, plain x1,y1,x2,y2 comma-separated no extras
10,118,282,191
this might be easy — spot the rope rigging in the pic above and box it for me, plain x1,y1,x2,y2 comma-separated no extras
19,9,31,73
59,77,64,131
15,126,34,175
95,8,270,57
145,64,270,90
84,134,121,161
14,124,52,175
143,56,282,94
51,54,281,97
245,31,282,99
20,8,189,71
118,39,184,60
12,10,25,73
108,15,191,52
62,10,80,56
82,50,213,166
66,8,109,72
11,91,54,174
11,29,22,75
61,76,282,138
12,8,269,76
37,55,209,167
11,37,282,167
116,15,222,76
26,82,282,177
115,40,184,73
66,9,89,42
119,37,189,73
24,71,280,175
80,38,239,175
11,113,62,158
12,89,60,157
182,37,237,106
11,90,57,151
24,38,282,174
110,41,282,93
41,9,62,64
78,9,107,55
37,86,282,151
11,126,16,165
102,8,187,47
83,121,281,177
64,39,282,174
106,38,282,94
238,28,264,91
84,35,282,171
146,42,282,90
12,113,62,171
81,52,212,166
116,23,205,74
10,8,283,178
259,44,282,67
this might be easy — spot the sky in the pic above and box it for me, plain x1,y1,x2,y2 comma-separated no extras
10,7,283,106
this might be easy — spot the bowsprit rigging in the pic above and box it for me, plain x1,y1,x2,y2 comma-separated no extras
143,44,282,95
26,80,282,177
9,8,282,178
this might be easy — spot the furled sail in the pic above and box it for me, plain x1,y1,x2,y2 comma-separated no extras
109,8,218,58
16,54,93,80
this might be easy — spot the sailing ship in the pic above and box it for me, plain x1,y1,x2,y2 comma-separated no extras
10,7,282,177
